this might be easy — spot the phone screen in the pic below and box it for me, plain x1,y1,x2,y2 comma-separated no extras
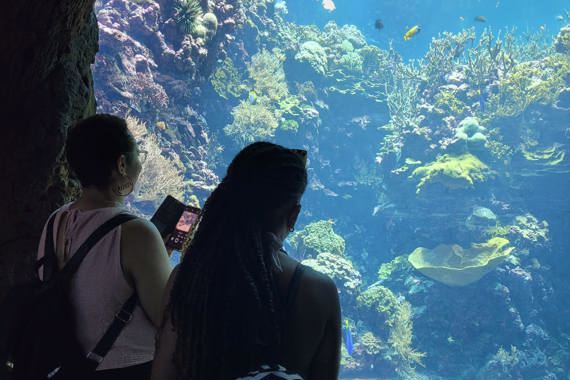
167,206,201,251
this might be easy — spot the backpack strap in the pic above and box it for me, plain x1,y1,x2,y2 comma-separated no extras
35,212,58,279
58,214,137,280
84,293,138,370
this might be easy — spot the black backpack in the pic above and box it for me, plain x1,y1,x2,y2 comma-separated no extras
0,212,138,380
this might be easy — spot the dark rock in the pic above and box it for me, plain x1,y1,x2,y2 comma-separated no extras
0,0,98,298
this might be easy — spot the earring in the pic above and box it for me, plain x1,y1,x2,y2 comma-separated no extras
113,177,134,197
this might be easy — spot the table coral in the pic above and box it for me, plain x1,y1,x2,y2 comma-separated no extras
410,153,492,193
408,237,514,286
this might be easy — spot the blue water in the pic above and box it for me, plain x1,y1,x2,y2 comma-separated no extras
93,0,570,378
288,0,568,59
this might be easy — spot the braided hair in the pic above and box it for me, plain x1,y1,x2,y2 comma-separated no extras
169,142,308,379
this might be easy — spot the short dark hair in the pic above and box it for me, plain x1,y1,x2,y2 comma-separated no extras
65,114,135,188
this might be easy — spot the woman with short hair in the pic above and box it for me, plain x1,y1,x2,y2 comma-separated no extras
37,114,171,379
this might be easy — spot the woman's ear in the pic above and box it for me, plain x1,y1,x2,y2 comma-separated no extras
116,154,128,176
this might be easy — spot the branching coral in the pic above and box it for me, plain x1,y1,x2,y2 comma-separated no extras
423,28,475,86
358,331,384,356
210,58,246,99
249,48,290,102
486,54,570,118
410,153,492,193
555,25,570,54
388,302,426,379
126,116,185,203
289,220,345,258
357,285,425,378
224,101,278,145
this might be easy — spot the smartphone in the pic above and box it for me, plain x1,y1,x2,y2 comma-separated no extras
167,205,201,251
151,196,201,251
150,195,186,239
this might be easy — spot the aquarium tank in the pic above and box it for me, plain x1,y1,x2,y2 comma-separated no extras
93,0,570,378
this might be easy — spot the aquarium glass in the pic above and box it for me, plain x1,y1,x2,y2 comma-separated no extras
93,0,570,378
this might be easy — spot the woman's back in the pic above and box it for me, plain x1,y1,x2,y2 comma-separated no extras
276,253,341,379
37,203,156,370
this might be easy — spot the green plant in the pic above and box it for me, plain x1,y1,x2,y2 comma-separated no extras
224,101,279,145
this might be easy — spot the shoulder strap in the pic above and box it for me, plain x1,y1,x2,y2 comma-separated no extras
286,264,305,309
84,293,138,370
58,214,137,280
35,212,58,279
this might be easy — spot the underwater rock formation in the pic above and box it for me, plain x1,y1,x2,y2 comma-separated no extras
408,237,515,286
0,0,98,296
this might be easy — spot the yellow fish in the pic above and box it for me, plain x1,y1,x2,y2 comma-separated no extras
404,25,421,41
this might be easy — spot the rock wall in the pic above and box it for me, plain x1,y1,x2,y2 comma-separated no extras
0,0,98,298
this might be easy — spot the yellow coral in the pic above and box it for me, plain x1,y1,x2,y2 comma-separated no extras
408,237,514,286
410,153,492,194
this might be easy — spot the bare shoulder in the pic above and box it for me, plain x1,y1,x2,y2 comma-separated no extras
299,265,339,311
121,217,161,240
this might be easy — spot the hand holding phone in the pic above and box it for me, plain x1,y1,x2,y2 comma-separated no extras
151,195,201,252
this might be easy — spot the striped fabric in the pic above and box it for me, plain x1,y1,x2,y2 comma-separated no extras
235,364,304,380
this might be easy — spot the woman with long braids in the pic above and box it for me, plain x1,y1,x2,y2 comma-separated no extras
152,142,341,380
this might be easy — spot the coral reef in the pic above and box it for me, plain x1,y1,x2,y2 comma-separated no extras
126,116,186,205
408,237,515,286
289,220,345,258
453,116,487,149
554,24,570,54
224,101,278,145
410,153,492,194
302,252,362,300
295,41,328,76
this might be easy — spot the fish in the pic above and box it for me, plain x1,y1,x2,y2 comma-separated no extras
374,19,384,30
155,121,167,130
539,24,546,32
556,15,564,21
403,25,421,41
459,16,465,22
474,15,487,22
344,320,354,356
372,205,382,216
248,90,257,104
322,0,335,12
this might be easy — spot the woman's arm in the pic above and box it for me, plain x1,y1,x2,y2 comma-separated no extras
151,268,180,380
121,218,172,327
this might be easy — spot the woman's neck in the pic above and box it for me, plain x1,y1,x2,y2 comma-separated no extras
74,187,125,210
